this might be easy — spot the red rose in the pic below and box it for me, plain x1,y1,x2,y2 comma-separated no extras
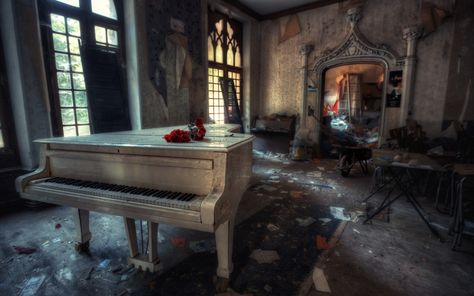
195,117,204,128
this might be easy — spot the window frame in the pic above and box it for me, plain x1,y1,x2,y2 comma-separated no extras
208,9,243,124
38,0,125,136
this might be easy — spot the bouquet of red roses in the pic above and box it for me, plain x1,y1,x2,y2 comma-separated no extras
163,118,206,143
163,129,191,143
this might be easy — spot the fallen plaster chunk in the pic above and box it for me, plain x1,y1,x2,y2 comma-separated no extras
296,217,316,227
307,171,322,178
249,249,280,264
330,206,351,221
312,267,331,293
266,223,280,232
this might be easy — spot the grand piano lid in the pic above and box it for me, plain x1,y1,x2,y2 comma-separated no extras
35,124,254,152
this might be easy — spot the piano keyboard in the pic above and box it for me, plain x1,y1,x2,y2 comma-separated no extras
31,177,203,211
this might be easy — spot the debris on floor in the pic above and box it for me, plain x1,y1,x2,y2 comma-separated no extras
263,284,272,292
307,171,322,178
315,235,330,250
13,245,37,254
254,184,277,192
18,274,46,296
330,206,351,221
290,191,304,199
82,267,94,280
98,259,111,269
170,236,186,248
249,249,280,264
319,218,332,224
266,223,280,232
189,239,216,253
296,217,316,227
312,267,331,293
55,223,61,229
353,228,361,234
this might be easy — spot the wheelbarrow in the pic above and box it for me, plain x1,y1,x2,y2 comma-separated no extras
334,144,372,177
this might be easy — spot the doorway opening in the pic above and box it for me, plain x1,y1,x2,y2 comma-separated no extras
320,63,385,156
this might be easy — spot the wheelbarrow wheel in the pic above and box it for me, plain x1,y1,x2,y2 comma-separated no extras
339,155,352,177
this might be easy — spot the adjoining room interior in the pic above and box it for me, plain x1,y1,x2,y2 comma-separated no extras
1,0,474,296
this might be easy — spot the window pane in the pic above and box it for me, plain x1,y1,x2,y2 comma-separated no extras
227,48,234,66
76,108,89,124
94,26,107,43
63,126,76,137
75,91,87,107
68,37,80,54
57,72,71,89
51,14,66,33
207,36,214,62
67,18,81,37
77,125,90,136
235,49,241,67
53,33,68,52
91,0,118,20
107,29,118,46
59,90,73,107
72,73,85,90
61,108,75,124
70,55,83,72
216,39,223,64
54,53,70,71
55,0,79,7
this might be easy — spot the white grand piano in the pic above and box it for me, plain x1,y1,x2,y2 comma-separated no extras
16,124,254,282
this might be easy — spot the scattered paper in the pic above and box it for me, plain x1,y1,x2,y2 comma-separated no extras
249,249,280,264
317,166,325,171
267,223,280,232
312,267,331,293
318,218,332,224
330,207,351,221
98,259,111,269
269,175,280,180
296,217,316,227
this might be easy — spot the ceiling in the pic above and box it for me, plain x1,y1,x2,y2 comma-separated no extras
237,0,323,16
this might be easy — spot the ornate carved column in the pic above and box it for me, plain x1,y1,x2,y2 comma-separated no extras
400,26,421,126
300,44,313,129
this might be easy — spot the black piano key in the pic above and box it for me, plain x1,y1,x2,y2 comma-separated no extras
167,192,181,200
152,191,167,198
141,189,155,196
177,193,189,201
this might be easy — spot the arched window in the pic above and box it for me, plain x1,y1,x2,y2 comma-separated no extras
208,10,242,124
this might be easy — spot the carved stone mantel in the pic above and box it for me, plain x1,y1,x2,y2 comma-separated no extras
308,8,403,146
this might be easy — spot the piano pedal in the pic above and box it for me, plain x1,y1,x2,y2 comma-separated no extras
74,241,90,253
215,276,229,293
128,256,162,273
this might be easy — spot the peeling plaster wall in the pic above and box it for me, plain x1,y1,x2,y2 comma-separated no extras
259,0,456,138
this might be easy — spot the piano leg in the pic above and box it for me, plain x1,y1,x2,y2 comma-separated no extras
73,209,91,253
123,217,162,272
215,218,234,292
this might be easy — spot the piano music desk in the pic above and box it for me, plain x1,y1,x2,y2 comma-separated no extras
16,124,254,286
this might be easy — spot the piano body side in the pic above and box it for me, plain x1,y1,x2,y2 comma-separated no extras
201,140,253,228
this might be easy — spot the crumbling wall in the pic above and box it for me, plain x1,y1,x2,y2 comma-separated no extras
259,0,457,138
